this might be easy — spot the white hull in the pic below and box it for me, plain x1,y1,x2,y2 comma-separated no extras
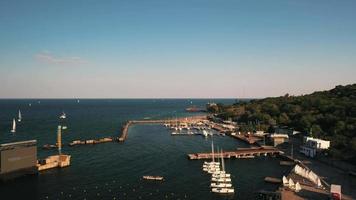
204,161,219,165
212,177,231,182
203,167,220,172
211,183,232,188
11,118,16,133
212,170,228,175
211,188,234,194
212,173,231,178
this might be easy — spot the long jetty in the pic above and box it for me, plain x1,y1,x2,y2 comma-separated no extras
187,147,282,160
118,115,207,142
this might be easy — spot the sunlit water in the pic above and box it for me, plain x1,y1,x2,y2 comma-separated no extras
0,99,291,200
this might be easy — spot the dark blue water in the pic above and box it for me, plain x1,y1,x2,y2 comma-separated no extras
0,99,290,200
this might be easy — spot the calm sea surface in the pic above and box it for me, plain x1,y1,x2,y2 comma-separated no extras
0,99,290,200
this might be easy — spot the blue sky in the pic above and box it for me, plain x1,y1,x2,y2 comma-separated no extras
1,0,356,98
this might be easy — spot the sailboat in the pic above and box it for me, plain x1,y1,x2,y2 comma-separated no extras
11,118,16,133
202,130,208,137
211,187,234,194
204,140,219,166
59,112,66,119
18,110,22,122
211,149,234,194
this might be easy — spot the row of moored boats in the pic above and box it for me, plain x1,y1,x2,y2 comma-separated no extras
203,141,234,194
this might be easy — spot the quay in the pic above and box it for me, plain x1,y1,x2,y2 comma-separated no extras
187,147,282,160
230,133,263,146
118,115,207,142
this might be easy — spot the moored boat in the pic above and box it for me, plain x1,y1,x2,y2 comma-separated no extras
211,187,234,194
211,182,232,188
11,118,16,133
143,176,164,181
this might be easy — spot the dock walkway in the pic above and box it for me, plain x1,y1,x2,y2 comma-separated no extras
187,147,282,160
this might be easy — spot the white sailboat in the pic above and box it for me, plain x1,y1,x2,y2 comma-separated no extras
11,118,16,133
211,177,232,182
204,141,219,166
210,149,235,194
18,110,22,122
59,112,66,119
212,187,234,194
202,130,208,137
211,182,232,188
212,173,230,178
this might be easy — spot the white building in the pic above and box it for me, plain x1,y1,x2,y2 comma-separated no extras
300,145,317,158
304,137,330,150
270,133,289,146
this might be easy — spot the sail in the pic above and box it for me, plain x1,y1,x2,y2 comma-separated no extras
211,141,215,162
18,110,22,121
11,118,16,132
282,176,288,186
221,149,225,172
295,182,301,192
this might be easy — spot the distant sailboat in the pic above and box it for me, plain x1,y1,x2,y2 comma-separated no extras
60,112,66,119
11,118,16,133
18,110,22,122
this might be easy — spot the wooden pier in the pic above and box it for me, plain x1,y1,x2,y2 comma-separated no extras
118,115,207,142
187,147,282,160
230,134,263,145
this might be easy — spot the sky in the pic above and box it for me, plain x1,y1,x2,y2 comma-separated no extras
0,0,356,98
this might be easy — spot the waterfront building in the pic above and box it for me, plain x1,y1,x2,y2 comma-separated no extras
303,137,330,150
300,136,330,158
0,140,38,180
270,133,289,146
300,145,317,158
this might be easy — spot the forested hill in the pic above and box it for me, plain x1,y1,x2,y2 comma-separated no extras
208,84,356,163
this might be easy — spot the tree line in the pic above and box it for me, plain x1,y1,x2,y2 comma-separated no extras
207,84,356,164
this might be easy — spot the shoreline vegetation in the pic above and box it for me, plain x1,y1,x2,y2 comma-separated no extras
207,84,356,165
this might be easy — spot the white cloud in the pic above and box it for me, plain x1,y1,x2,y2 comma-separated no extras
35,52,88,65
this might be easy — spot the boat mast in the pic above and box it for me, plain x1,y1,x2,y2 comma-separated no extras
211,140,215,162
221,149,225,172
57,126,62,155
18,110,22,122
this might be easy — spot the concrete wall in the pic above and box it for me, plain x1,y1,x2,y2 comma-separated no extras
0,146,37,174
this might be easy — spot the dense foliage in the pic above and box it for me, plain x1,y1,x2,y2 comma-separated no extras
208,84,356,163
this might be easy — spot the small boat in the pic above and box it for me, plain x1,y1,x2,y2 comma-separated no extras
211,182,232,188
203,166,220,172
59,112,66,119
204,161,219,165
203,164,220,169
212,173,231,178
212,170,228,175
211,177,231,182
264,177,281,184
211,187,234,194
18,110,22,122
11,118,16,133
202,130,208,137
42,144,57,149
142,176,164,181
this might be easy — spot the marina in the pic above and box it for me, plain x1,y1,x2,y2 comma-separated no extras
1,99,355,200
118,115,207,142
